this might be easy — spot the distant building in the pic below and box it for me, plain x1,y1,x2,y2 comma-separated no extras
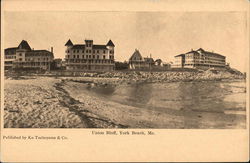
173,48,226,70
4,47,17,70
129,49,154,69
64,39,115,71
162,62,171,69
51,58,64,70
4,40,54,70
54,58,63,68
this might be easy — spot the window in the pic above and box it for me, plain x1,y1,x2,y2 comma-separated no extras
93,50,95,53
19,53,22,56
19,58,22,61
103,55,106,59
97,50,99,53
73,55,76,58
77,55,79,58
73,50,75,53
97,55,99,59
93,55,95,59
77,50,79,53
82,50,84,53
89,55,91,58
103,50,105,54
86,55,88,59
89,50,91,53
86,50,88,53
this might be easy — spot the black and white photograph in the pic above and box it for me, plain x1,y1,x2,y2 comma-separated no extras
3,10,247,129
1,0,249,162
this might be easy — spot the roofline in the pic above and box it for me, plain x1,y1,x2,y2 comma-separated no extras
174,54,185,57
5,47,18,50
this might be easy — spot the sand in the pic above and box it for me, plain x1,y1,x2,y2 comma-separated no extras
4,76,246,128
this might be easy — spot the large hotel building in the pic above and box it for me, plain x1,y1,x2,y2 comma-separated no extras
4,40,54,70
64,39,115,71
173,48,226,70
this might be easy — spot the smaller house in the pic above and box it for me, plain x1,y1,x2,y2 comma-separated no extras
129,49,155,70
162,62,171,69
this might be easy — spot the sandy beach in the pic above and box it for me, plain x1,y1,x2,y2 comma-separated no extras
4,70,246,128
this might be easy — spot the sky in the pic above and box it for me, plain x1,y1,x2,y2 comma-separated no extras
3,11,248,72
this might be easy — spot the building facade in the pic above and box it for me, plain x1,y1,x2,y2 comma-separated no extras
4,40,54,70
129,49,154,69
4,47,17,70
64,39,115,71
173,48,226,70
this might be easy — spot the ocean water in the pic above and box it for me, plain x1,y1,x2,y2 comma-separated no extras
87,80,246,116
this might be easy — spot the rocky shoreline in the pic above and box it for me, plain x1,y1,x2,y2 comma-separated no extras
53,69,245,87
6,69,245,85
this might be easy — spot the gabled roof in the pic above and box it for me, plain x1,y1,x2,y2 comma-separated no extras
18,40,31,51
93,45,108,50
129,49,143,61
65,39,73,46
106,40,115,47
197,48,205,52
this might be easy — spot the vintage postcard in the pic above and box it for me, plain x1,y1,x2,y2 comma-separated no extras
1,0,249,162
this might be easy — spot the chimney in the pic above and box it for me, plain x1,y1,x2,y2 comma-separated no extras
51,47,53,53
